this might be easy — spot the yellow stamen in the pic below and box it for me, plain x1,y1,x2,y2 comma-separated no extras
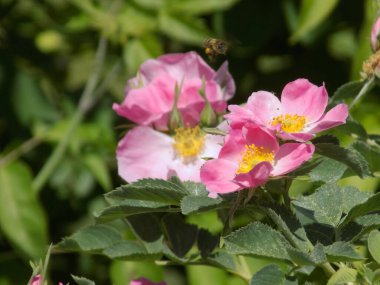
173,126,205,160
271,114,307,133
236,144,274,174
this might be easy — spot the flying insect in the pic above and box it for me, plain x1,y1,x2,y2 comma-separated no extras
203,38,229,62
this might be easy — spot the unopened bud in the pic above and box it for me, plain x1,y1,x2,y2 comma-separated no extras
169,81,184,131
200,101,218,127
371,17,380,52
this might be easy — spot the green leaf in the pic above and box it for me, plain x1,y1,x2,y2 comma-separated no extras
339,192,380,227
224,222,292,261
83,153,112,191
95,200,177,223
335,118,367,139
126,214,162,242
351,140,380,173
187,265,228,285
332,80,364,101
311,243,327,264
309,158,347,183
167,0,240,15
315,143,371,178
57,225,122,252
158,11,211,44
0,161,48,259
103,240,162,261
206,252,237,272
324,242,364,262
181,196,223,215
368,230,380,264
197,229,219,258
71,275,96,285
162,214,198,257
250,264,285,285
327,267,357,285
311,135,339,145
355,214,380,227
290,0,339,43
182,181,209,196
341,186,371,214
293,184,343,227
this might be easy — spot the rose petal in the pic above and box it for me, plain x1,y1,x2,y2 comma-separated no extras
130,278,166,285
271,143,315,176
218,128,246,161
201,159,241,195
242,124,279,153
281,79,328,122
307,103,349,134
245,91,282,125
234,161,272,188
116,126,173,182
215,61,235,100
276,131,315,142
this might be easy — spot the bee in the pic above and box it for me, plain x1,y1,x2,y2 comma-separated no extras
203,38,229,62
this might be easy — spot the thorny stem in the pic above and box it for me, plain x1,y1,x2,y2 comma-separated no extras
349,76,375,110
32,37,107,193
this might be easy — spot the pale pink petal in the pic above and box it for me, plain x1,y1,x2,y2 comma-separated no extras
281,79,328,122
371,17,380,52
116,127,174,182
242,124,279,153
215,61,235,100
168,158,204,182
307,104,349,134
276,131,315,142
234,162,272,189
245,91,282,125
225,105,254,125
201,159,241,195
202,134,224,158
130,278,166,285
271,143,315,176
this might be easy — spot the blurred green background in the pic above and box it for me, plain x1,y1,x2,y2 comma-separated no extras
0,0,379,284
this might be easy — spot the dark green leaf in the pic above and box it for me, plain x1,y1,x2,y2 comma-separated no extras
0,161,48,259
311,135,339,145
224,222,292,261
368,230,380,264
324,242,364,262
293,184,343,227
71,275,96,285
57,225,122,252
309,158,347,183
103,240,162,260
180,196,223,215
311,243,327,264
335,118,367,139
250,264,285,285
315,143,371,178
351,140,380,173
126,214,162,243
341,186,371,214
286,248,315,266
332,80,364,101
206,252,237,272
162,214,198,257
197,229,219,258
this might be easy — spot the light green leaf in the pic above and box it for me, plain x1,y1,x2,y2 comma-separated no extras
293,184,343,227
224,222,292,261
167,0,240,15
327,267,357,285
180,196,223,215
71,275,96,285
206,252,237,272
182,181,209,196
250,264,285,285
158,11,211,44
103,240,162,260
57,225,122,252
324,242,364,262
83,153,112,191
315,143,371,178
309,158,347,184
368,230,380,264
187,265,228,285
0,161,48,259
290,0,339,43
311,243,327,264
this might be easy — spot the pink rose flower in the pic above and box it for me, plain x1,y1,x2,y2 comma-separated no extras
116,125,223,183
226,79,348,142
371,16,380,52
130,278,166,285
29,275,64,285
113,51,235,130
200,124,314,196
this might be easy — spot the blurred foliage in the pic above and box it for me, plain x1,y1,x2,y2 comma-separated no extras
0,0,380,284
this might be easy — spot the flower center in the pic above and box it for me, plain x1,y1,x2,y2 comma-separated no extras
236,144,275,174
271,114,307,133
173,126,205,159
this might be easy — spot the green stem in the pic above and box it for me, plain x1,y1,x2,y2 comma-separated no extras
349,76,375,110
320,262,336,277
0,136,41,166
32,37,107,193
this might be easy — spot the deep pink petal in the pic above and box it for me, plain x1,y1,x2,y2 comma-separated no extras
218,128,246,161
130,278,166,285
242,124,279,153
276,131,315,142
308,104,349,134
234,162,272,188
116,127,173,182
30,275,42,285
281,79,328,122
271,143,315,176
200,159,241,195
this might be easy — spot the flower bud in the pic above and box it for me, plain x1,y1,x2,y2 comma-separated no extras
371,17,380,52
200,101,218,127
168,81,184,131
